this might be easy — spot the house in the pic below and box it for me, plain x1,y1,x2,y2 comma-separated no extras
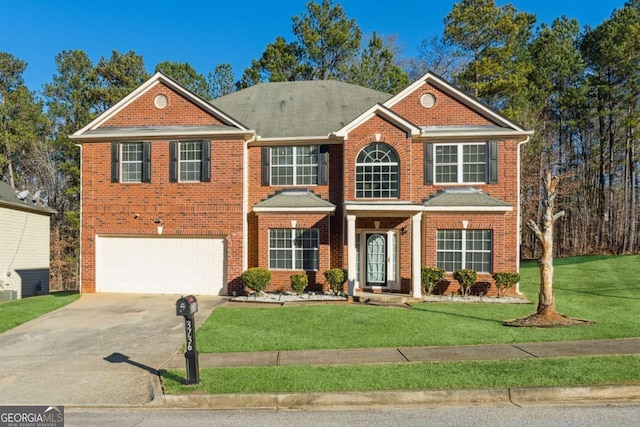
70,71,532,297
0,181,56,300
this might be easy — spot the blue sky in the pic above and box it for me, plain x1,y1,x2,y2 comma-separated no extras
0,0,626,91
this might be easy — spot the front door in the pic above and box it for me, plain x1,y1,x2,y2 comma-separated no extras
366,233,387,286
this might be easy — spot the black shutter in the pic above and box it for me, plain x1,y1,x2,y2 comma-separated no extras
142,142,151,183
111,142,119,183
201,140,211,182
318,145,329,185
261,146,270,186
488,141,498,184
424,142,433,185
169,141,178,182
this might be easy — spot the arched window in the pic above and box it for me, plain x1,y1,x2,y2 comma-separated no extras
355,143,399,198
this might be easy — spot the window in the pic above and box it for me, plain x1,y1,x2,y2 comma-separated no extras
169,140,211,183
355,142,399,198
271,146,318,185
425,141,498,185
180,141,203,182
111,142,151,183
436,230,492,273
269,229,319,270
121,143,143,183
262,145,328,186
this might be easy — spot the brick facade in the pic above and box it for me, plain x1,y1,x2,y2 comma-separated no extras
73,72,530,298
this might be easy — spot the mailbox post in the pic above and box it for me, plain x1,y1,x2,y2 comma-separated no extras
175,295,200,384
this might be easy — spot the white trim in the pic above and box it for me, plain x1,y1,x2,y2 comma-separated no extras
420,130,534,140
72,72,249,138
72,129,252,141
515,136,531,293
423,206,512,212
253,207,335,214
243,134,256,273
411,213,422,298
333,104,421,139
345,204,423,213
254,135,339,144
384,72,529,132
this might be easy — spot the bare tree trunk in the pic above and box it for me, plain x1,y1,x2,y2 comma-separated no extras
526,172,565,316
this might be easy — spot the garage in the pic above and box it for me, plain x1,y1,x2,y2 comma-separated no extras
95,236,227,295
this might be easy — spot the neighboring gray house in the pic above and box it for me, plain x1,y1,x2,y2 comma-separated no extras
0,181,56,300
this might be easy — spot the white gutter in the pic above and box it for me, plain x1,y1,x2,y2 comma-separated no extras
69,129,252,141
243,133,257,275
75,143,83,294
516,136,531,294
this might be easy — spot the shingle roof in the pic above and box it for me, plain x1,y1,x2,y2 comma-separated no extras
254,189,336,212
423,188,511,210
211,80,392,139
0,181,57,214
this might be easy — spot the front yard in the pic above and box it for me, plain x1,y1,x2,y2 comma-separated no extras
163,255,640,394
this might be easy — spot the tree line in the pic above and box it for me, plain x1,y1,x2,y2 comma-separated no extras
0,0,637,289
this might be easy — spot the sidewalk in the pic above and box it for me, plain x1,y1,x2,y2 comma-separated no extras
157,338,640,409
165,337,640,368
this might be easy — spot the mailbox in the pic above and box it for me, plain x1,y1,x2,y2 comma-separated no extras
176,295,198,317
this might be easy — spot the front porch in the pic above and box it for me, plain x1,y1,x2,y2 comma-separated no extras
345,203,424,298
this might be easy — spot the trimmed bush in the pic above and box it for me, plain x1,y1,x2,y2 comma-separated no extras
492,272,520,298
453,269,477,297
242,267,271,295
290,273,308,295
420,266,446,296
324,268,347,295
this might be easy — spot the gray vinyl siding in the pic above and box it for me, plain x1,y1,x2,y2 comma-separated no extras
0,208,51,299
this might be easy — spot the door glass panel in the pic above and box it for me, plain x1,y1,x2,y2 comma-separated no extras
366,234,386,284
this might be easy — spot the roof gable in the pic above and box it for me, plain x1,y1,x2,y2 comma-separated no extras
72,72,249,139
333,103,421,139
384,71,529,133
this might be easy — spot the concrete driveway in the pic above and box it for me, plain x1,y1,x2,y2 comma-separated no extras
0,293,225,406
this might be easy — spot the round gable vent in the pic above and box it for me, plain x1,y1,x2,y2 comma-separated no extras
154,94,168,109
420,93,436,108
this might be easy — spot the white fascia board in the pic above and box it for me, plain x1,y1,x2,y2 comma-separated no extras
344,204,424,213
253,207,336,214
384,71,528,133
422,206,513,212
252,135,340,146
71,129,254,141
72,72,250,137
420,130,534,140
333,104,420,139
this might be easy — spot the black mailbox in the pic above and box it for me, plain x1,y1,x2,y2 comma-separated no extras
176,295,198,317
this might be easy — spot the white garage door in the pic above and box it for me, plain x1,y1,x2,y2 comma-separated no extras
96,236,226,295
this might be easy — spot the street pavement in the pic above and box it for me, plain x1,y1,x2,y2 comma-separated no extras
0,294,639,409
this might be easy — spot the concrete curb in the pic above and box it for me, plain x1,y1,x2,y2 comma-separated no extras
153,384,640,410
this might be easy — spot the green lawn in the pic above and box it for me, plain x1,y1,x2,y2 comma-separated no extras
162,355,640,394
167,255,640,394
0,291,80,334
195,255,640,353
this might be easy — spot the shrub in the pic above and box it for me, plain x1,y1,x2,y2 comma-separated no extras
290,273,308,295
492,272,520,298
420,266,446,296
324,268,347,295
453,269,477,297
242,267,271,295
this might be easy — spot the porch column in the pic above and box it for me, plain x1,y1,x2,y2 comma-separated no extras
411,212,422,298
347,214,357,296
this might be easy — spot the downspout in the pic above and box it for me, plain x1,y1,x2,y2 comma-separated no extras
243,133,257,278
516,136,531,294
75,143,83,294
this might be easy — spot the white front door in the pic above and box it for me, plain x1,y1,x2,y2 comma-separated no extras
366,233,387,286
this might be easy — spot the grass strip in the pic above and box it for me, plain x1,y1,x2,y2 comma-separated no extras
0,291,80,334
162,355,640,394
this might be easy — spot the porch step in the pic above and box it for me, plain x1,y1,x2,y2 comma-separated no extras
353,292,423,306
